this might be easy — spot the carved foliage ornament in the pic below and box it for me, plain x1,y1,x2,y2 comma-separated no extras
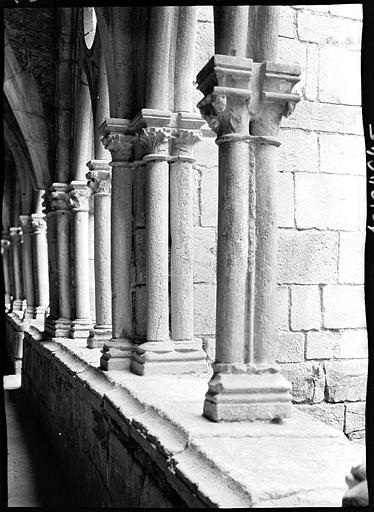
101,132,136,162
171,130,201,158
139,127,170,156
9,227,22,243
86,170,111,196
50,190,71,212
1,239,10,252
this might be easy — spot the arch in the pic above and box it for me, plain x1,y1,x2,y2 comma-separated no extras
4,31,51,189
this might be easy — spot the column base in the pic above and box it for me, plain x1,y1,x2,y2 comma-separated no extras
203,364,293,422
34,306,47,323
69,319,94,339
100,339,135,370
23,306,35,320
12,299,24,311
87,325,112,348
44,317,71,338
131,339,209,376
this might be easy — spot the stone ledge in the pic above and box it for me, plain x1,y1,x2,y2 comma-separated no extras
21,324,364,507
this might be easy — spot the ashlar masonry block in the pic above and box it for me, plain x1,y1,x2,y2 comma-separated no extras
278,129,318,173
320,134,366,176
338,231,365,284
296,403,345,431
272,331,305,363
275,285,289,331
193,283,216,335
304,43,318,101
319,46,361,105
279,6,295,38
344,402,366,440
306,330,341,360
200,166,218,227
277,173,294,228
323,285,366,329
295,173,363,231
325,360,367,402
336,329,368,359
328,4,362,20
291,285,321,331
279,362,326,403
278,229,338,284
193,227,216,284
297,11,362,49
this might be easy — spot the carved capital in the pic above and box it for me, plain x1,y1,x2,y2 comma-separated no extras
86,170,112,196
101,132,136,162
1,239,10,253
31,214,47,234
9,226,22,243
196,55,253,138
140,127,171,161
19,215,34,234
170,129,201,161
69,182,91,212
49,183,71,212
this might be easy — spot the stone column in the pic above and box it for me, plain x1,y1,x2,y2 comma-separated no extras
19,215,36,320
169,117,208,371
99,119,136,370
44,183,72,337
1,237,12,310
31,214,49,323
86,161,112,347
69,181,93,339
9,227,24,312
196,54,300,421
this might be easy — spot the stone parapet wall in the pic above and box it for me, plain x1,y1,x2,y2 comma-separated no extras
20,325,364,508
192,4,366,438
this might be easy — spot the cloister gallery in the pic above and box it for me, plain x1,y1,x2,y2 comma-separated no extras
2,4,368,507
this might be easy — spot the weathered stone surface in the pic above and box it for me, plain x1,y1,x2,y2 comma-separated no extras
201,336,215,364
319,46,361,105
275,285,289,331
279,7,295,38
193,283,216,334
345,402,366,440
278,36,307,68
279,129,318,173
320,133,365,176
272,331,304,363
277,172,294,228
193,227,216,284
197,5,213,23
279,362,326,403
304,43,318,101
291,285,321,331
296,403,345,431
323,285,366,329
278,230,338,284
295,174,364,231
305,330,340,360
328,4,362,20
325,360,367,402
338,231,365,284
297,11,361,49
336,329,368,359
194,138,218,167
200,167,218,227
283,100,363,135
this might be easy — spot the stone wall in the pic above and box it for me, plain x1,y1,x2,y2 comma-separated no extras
191,4,366,439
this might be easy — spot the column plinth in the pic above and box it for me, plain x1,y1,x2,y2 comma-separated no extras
86,161,112,348
69,181,94,339
196,54,300,421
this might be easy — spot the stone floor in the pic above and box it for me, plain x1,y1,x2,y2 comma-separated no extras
4,374,76,508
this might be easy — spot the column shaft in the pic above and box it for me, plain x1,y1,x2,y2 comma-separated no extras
170,159,193,341
57,211,71,321
2,238,12,309
32,214,49,322
215,141,251,364
146,159,169,341
10,228,23,311
19,217,35,319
